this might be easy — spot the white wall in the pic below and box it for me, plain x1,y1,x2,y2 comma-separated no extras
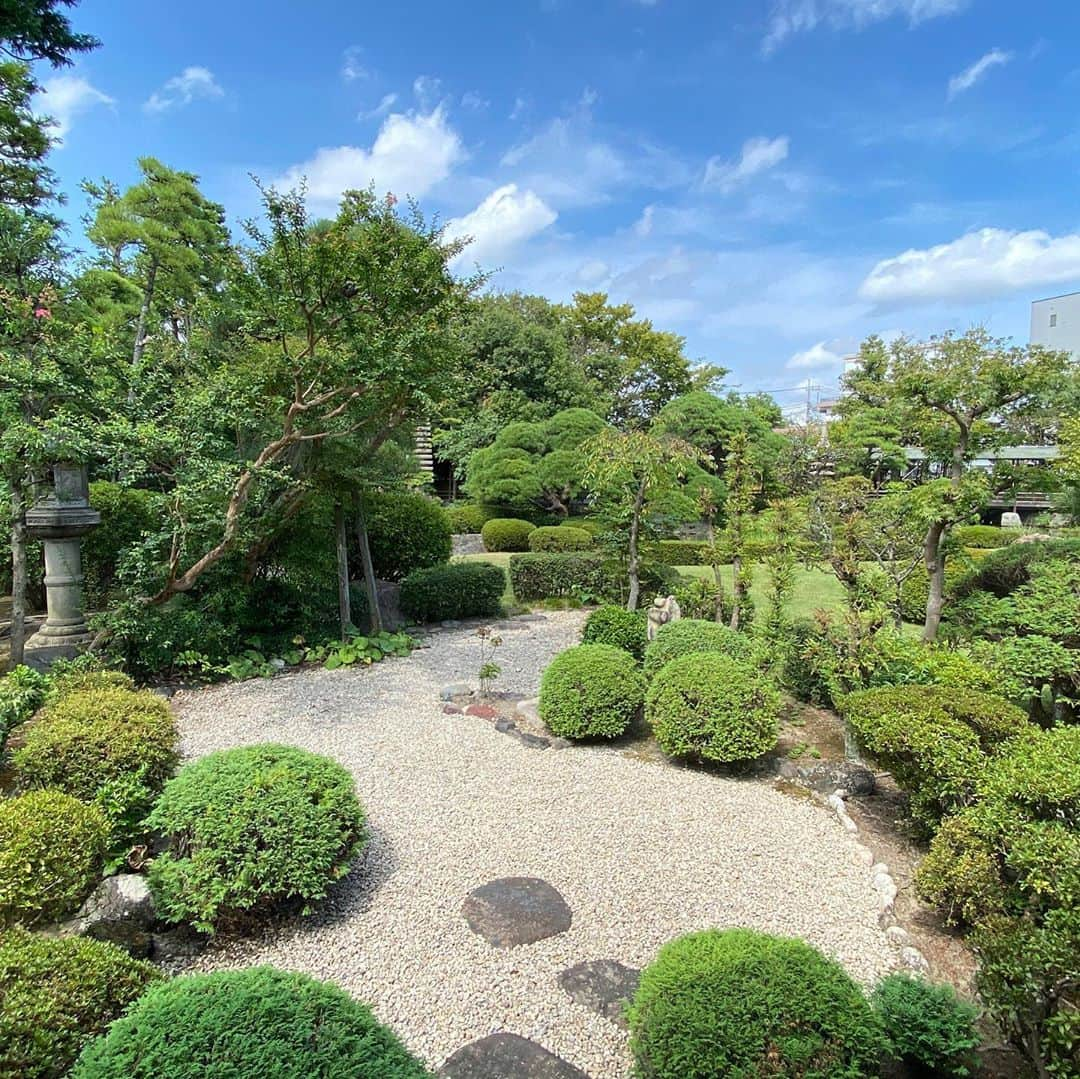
1030,291,1080,356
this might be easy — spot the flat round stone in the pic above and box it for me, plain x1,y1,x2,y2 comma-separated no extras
462,877,571,947
440,1033,589,1078
557,959,640,1027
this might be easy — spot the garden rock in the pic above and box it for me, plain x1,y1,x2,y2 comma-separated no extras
440,1033,589,1078
785,760,876,796
441,683,472,701
65,872,157,957
463,877,572,947
149,923,208,961
557,959,640,1027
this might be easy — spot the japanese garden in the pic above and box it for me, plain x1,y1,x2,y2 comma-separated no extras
0,3,1078,1079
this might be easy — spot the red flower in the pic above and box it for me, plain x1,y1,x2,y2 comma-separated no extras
33,307,51,319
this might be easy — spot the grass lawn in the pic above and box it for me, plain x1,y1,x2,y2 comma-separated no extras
454,551,849,620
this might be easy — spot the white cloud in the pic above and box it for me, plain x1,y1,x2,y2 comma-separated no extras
763,0,968,54
341,46,368,82
461,91,489,110
360,93,398,120
860,227,1080,306
35,74,114,138
413,75,442,108
444,183,557,265
144,66,223,113
947,48,1012,99
703,136,789,192
787,340,845,368
277,107,465,210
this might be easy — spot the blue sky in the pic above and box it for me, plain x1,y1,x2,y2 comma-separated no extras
32,0,1080,413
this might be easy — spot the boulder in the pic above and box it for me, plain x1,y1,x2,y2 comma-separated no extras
463,877,572,947
66,873,157,957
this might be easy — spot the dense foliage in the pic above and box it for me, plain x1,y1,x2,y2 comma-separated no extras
641,617,753,680
147,744,366,932
580,604,647,660
72,967,431,1079
508,551,608,601
0,663,47,760
361,491,452,583
480,517,536,552
628,928,883,1079
0,789,107,926
539,643,645,739
645,652,780,763
398,561,505,622
527,524,593,552
0,926,159,1079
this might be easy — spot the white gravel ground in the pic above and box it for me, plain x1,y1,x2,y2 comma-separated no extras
173,610,896,1078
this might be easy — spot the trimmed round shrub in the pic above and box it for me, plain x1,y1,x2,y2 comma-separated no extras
527,525,593,552
581,604,647,661
646,652,780,763
13,688,179,847
841,685,1028,832
46,667,134,703
642,617,753,680
952,523,1020,550
0,926,160,1079
362,490,452,582
871,974,980,1078
481,517,536,552
146,744,366,932
539,644,645,739
443,501,491,534
72,966,430,1079
399,561,505,622
0,790,108,926
628,928,884,1079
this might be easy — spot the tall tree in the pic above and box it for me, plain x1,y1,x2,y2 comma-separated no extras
0,1,98,67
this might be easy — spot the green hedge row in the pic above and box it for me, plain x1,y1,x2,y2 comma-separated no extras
399,562,506,622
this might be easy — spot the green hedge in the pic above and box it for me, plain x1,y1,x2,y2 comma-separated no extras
951,524,1021,549
628,928,883,1079
527,525,593,552
842,685,1028,832
645,652,780,763
646,539,711,566
539,644,645,739
481,517,536,552
399,562,505,622
362,491,452,582
72,967,431,1079
508,552,607,601
0,927,160,1079
581,605,647,660
443,501,492,534
147,744,367,933
642,618,753,681
0,790,108,927
13,688,179,850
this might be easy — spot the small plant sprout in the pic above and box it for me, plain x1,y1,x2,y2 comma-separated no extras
476,625,503,698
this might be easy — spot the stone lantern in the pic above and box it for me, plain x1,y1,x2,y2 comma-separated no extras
24,463,100,663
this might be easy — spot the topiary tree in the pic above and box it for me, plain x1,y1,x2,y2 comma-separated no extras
147,744,367,932
0,790,108,926
360,490,452,582
645,652,780,763
642,618,753,681
539,643,645,739
71,967,431,1079
628,928,883,1078
480,517,535,552
581,604,647,660
0,926,160,1079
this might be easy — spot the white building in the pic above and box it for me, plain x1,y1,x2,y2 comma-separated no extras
1030,291,1080,355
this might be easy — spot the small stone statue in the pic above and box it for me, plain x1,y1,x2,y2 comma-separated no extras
646,594,682,641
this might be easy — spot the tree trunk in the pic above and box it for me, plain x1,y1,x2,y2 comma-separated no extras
922,520,947,642
626,475,646,611
334,503,352,641
706,518,725,623
354,500,382,635
8,473,27,669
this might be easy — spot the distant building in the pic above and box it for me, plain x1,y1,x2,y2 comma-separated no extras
1030,291,1080,355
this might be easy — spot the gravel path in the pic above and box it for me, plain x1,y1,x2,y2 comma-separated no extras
173,610,896,1078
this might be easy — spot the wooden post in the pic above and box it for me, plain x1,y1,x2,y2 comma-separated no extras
355,499,383,635
334,502,351,642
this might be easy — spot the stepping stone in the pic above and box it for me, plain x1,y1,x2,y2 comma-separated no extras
557,959,640,1028
440,1033,589,1078
462,877,571,947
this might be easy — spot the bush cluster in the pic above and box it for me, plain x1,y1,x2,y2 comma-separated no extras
147,744,367,932
539,644,645,739
645,652,780,763
362,491,452,582
642,618,753,680
13,687,179,849
953,536,1080,600
443,501,493,534
481,517,536,552
0,926,160,1079
508,552,607,601
527,525,593,552
0,790,108,926
83,481,164,608
399,562,505,622
581,604,647,660
0,665,49,760
628,928,883,1079
841,685,1027,832
951,523,1021,550
646,538,711,565
71,967,430,1079
871,974,980,1079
